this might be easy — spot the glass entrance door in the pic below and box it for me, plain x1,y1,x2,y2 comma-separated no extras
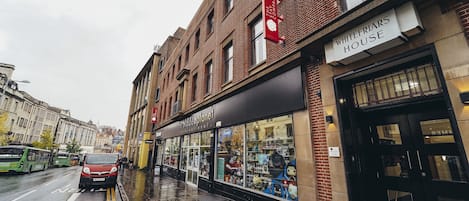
366,101,468,201
186,147,199,186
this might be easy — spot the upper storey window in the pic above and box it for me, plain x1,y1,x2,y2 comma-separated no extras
195,29,200,50
343,0,366,11
185,44,190,64
251,17,266,66
207,10,214,36
224,0,233,14
158,57,165,72
223,41,233,83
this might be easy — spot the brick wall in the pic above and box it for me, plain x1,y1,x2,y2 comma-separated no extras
455,2,469,41
306,61,332,201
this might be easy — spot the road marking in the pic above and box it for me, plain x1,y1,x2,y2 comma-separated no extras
51,184,72,194
11,189,37,201
66,193,81,201
111,187,116,201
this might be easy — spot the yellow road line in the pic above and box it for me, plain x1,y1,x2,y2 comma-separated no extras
111,187,116,201
106,187,111,201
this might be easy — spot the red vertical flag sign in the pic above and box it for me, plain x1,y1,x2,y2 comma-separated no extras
262,0,280,43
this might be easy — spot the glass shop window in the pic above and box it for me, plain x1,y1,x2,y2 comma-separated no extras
163,137,180,168
245,115,297,200
199,131,212,178
216,125,245,186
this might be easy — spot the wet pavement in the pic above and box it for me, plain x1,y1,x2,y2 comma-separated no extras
118,168,233,201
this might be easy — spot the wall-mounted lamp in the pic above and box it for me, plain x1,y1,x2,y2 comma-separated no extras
460,92,469,104
325,115,334,124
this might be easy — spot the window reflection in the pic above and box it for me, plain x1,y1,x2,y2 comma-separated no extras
420,119,455,144
381,154,409,177
428,155,467,182
387,190,413,201
377,124,402,145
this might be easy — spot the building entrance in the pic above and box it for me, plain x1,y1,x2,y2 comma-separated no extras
362,100,468,201
186,147,199,186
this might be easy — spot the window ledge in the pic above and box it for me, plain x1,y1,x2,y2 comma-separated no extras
248,60,267,73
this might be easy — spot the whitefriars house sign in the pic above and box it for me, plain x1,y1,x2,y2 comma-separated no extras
325,2,423,66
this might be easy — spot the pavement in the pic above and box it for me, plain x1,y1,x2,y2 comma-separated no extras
117,167,234,201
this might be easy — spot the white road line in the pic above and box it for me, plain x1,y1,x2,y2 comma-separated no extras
10,189,37,201
66,193,81,201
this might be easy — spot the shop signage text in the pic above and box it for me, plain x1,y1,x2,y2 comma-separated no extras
325,2,423,66
180,106,214,132
329,9,402,64
262,0,280,43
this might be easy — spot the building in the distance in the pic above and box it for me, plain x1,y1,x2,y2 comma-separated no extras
124,29,184,169
0,62,98,149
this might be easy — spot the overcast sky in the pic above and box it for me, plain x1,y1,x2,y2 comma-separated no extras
0,0,203,130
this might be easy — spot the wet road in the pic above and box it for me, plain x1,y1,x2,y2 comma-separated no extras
0,166,120,201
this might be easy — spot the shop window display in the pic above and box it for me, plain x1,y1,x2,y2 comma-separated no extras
216,125,245,186
180,135,189,171
163,137,180,168
199,131,212,178
246,115,297,201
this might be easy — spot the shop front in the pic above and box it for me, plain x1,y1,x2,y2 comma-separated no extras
156,66,310,201
317,2,469,201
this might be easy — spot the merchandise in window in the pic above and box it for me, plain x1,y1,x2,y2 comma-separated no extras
180,135,189,171
216,125,245,186
199,131,212,178
163,137,180,168
245,115,297,201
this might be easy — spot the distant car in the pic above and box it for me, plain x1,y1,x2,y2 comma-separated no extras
78,153,119,189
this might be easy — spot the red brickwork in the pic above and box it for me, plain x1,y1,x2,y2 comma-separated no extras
455,2,469,41
268,0,341,63
305,61,332,201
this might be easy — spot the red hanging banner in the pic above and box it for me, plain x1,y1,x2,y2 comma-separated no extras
262,0,280,43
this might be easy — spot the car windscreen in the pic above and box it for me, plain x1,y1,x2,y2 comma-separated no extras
85,154,118,164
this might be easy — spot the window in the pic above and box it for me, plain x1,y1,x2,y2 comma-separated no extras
224,0,233,14
159,57,165,71
216,125,245,186
185,44,190,64
169,97,173,116
207,10,214,35
178,55,182,71
195,29,200,49
223,42,233,83
343,0,366,11
205,60,213,94
192,73,198,102
155,88,160,101
213,115,296,199
199,131,212,178
172,65,175,79
163,137,180,167
251,17,266,66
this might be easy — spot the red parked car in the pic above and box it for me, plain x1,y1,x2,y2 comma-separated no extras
79,153,119,189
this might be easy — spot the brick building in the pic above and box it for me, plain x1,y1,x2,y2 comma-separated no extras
125,0,469,200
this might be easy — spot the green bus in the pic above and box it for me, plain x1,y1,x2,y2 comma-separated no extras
53,152,72,167
0,145,51,174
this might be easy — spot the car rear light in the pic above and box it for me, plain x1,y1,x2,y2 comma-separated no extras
110,167,117,173
83,167,90,174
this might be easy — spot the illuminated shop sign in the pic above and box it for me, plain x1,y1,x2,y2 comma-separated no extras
325,2,423,66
